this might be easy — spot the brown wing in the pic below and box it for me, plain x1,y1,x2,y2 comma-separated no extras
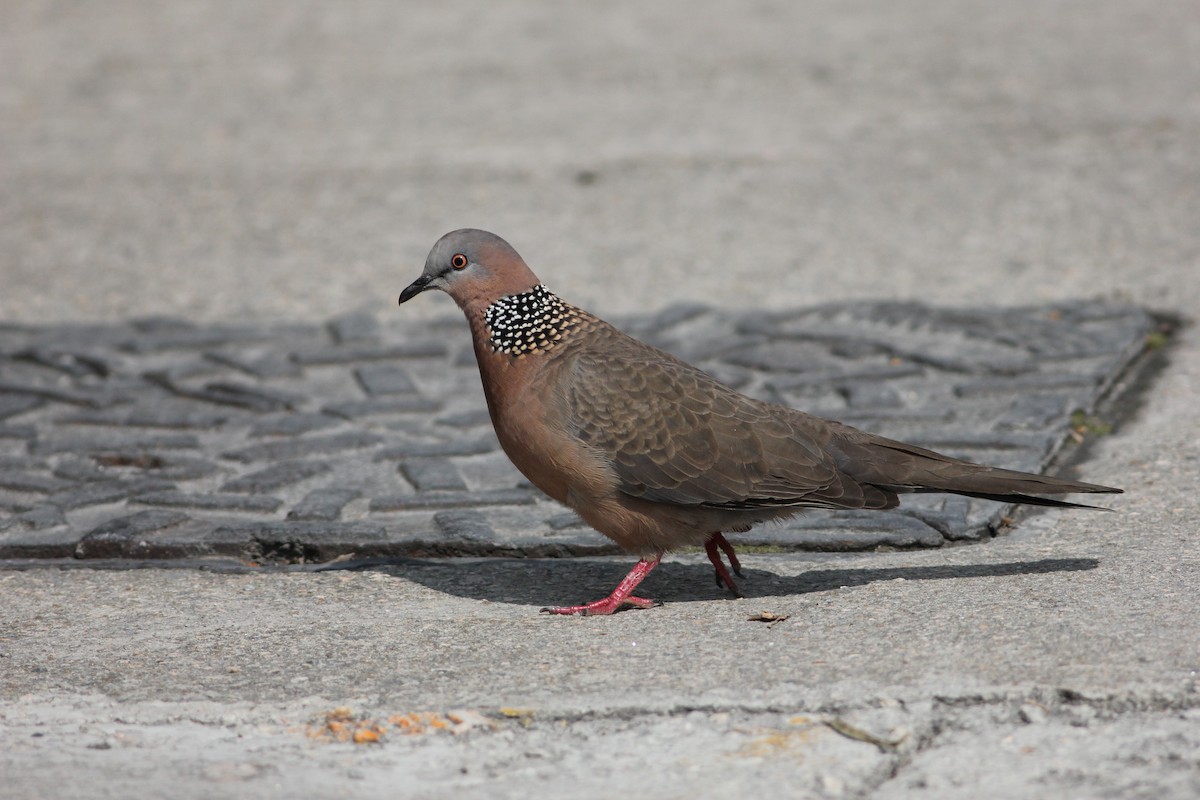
558,324,890,511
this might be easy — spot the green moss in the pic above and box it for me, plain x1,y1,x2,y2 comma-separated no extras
1070,410,1113,437
1145,330,1171,350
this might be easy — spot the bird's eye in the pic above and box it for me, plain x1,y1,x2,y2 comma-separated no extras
451,253,469,270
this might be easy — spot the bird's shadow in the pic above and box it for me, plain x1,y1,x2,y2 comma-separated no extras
320,555,1100,608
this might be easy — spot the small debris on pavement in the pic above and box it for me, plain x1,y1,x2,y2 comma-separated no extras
747,611,790,627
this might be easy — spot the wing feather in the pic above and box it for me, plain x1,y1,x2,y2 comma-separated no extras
560,325,849,510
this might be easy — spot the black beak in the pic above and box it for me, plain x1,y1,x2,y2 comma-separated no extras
398,274,433,305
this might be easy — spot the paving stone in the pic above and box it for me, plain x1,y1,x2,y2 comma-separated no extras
220,460,331,493
108,518,223,560
79,454,221,482
0,471,73,494
11,348,113,378
288,488,360,521
290,341,446,364
57,405,233,429
954,373,1103,397
29,433,201,456
119,325,279,353
250,412,342,437
0,395,43,419
903,430,1057,451
721,341,835,373
400,459,468,491
436,409,494,428
205,350,303,379
222,432,383,463
74,510,191,559
739,303,1039,373
0,498,30,514
434,510,498,542
48,479,175,510
0,303,1157,564
49,457,113,482
328,312,380,344
204,382,307,409
453,346,480,367
0,380,118,408
615,303,710,338
133,491,284,513
0,504,67,531
996,393,1073,430
753,512,947,550
322,397,442,419
545,512,588,530
827,408,957,427
370,488,538,512
148,376,304,412
206,521,391,562
355,364,418,395
0,456,43,470
0,424,37,439
766,364,926,389
904,497,977,541
127,317,193,334
374,435,498,460
839,382,904,409
0,522,78,557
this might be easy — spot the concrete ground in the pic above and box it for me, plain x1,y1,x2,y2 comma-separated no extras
2,1,1198,797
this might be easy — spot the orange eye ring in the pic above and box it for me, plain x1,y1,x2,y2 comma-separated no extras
450,253,469,270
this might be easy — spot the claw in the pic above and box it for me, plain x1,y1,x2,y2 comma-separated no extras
540,552,663,616
541,595,662,616
704,533,745,597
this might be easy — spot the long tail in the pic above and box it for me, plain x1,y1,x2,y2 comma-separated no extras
911,487,1113,510
831,430,1122,509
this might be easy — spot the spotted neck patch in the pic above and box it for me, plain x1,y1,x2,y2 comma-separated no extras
483,285,582,356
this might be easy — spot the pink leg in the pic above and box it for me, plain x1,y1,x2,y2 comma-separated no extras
541,552,664,616
704,533,744,597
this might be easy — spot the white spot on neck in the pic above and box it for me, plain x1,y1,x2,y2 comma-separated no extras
483,284,580,356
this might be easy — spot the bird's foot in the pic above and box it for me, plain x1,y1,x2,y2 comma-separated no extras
539,552,663,616
541,595,662,616
705,533,745,597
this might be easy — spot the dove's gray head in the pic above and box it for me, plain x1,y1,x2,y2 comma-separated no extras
399,229,540,312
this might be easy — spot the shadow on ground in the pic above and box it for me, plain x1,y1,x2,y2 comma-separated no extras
336,556,1101,608
0,554,1100,608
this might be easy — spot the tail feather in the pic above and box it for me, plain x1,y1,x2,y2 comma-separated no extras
910,488,1116,510
831,429,1122,508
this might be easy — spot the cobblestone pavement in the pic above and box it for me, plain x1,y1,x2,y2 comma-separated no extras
4,2,1198,797
1,301,1153,564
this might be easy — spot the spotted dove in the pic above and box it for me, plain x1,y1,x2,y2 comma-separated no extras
399,229,1121,615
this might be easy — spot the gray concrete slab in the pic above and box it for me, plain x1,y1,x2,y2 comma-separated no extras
2,1,1199,797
